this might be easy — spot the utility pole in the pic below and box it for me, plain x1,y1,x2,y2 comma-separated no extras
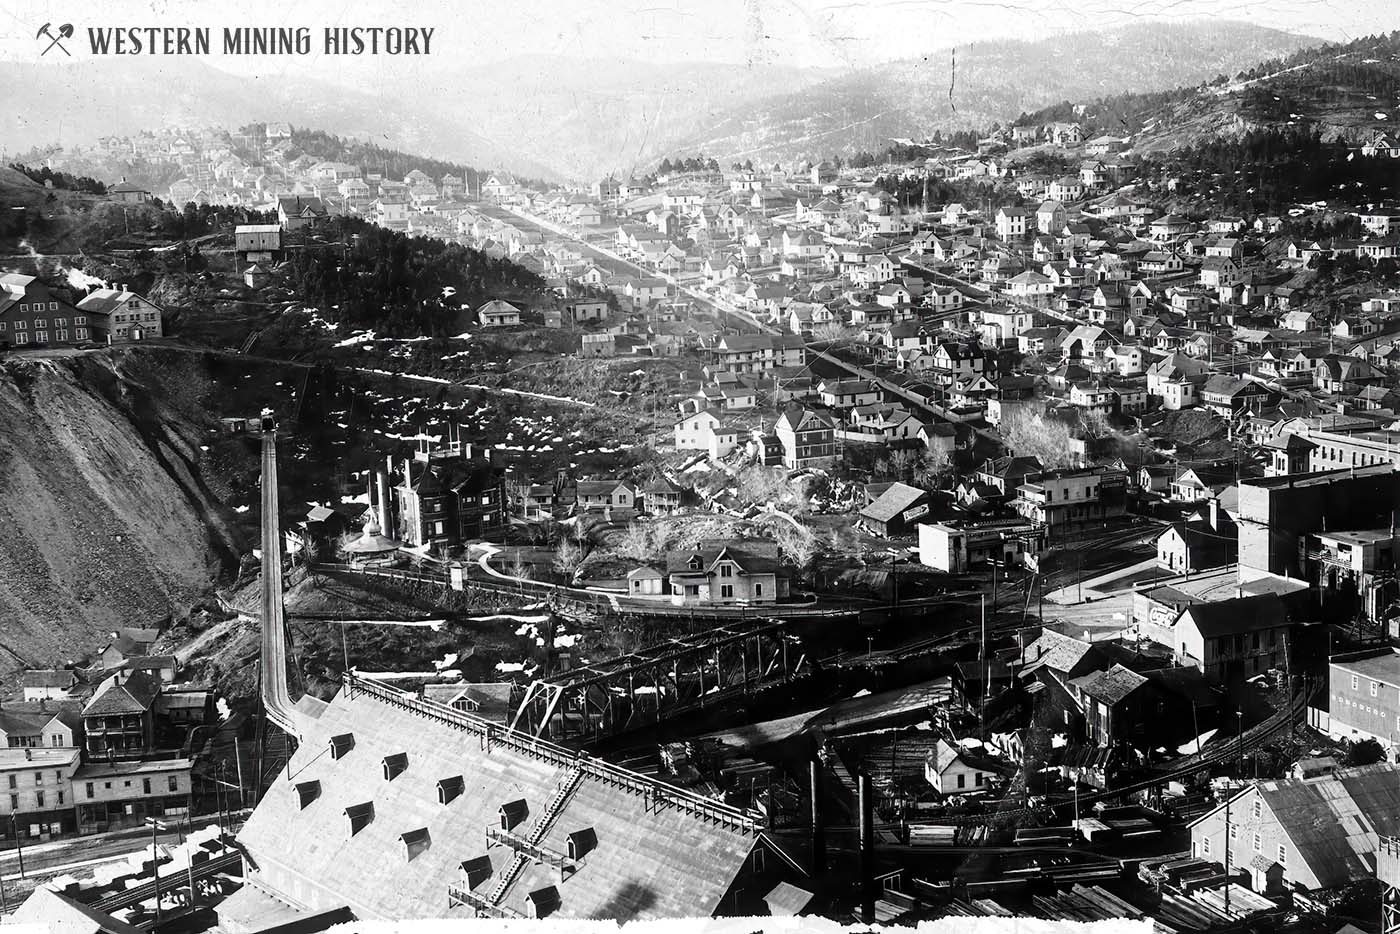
146,817,169,925
10,814,24,878
1224,790,1233,915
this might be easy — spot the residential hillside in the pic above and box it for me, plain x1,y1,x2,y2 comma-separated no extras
656,21,1318,166
0,350,249,677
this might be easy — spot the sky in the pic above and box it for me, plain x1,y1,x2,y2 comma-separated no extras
1,0,1399,76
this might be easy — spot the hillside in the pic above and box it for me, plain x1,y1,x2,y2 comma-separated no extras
1130,31,1400,152
656,21,1319,165
0,349,253,678
383,57,841,181
0,59,559,181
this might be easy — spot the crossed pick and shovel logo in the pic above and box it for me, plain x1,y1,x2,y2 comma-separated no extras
37,23,74,56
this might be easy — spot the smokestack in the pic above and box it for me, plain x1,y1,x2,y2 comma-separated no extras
809,758,827,876
858,770,874,924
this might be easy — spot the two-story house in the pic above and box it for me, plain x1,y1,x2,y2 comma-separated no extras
664,541,789,605
775,407,836,469
1172,593,1290,682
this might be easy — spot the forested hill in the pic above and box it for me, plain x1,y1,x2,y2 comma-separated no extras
235,125,556,193
281,217,547,338
1017,31,1400,151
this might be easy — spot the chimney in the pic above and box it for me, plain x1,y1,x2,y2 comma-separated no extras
858,770,875,924
1208,497,1221,530
809,758,827,876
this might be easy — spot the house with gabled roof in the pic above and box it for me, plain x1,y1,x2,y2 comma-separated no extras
665,541,789,605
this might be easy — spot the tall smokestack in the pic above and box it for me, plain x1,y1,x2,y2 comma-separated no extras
376,460,393,535
858,770,874,924
809,758,827,876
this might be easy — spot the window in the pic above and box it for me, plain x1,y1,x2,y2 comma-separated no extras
755,583,763,597
57,791,63,805
1229,825,1237,842
8,795,15,811
956,773,966,789
34,772,41,786
54,317,66,327
1278,844,1286,865
168,775,178,792
1371,681,1379,697
14,319,26,330
74,316,86,326
1351,674,1359,690
1253,800,1261,819
48,302,56,311
1202,836,1211,856
35,791,44,808
6,775,13,790
17,304,25,313
720,585,734,598
85,783,94,798
35,332,47,343
33,319,45,329
56,330,68,342
75,328,87,341
0,322,5,331
720,564,733,578
142,778,151,795
1253,833,1261,852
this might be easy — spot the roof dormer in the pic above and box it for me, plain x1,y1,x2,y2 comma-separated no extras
345,802,374,837
295,780,320,810
329,733,354,760
382,752,408,781
500,799,529,831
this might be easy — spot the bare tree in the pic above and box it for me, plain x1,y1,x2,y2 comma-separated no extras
552,539,587,584
1001,411,1079,469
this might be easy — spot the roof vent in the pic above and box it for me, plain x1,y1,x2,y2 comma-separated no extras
566,828,597,861
438,775,465,805
382,752,408,781
329,733,354,759
526,886,560,919
401,827,431,861
294,780,320,810
499,799,529,831
345,802,374,837
460,855,493,890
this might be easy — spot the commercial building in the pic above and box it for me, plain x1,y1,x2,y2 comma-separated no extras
222,679,800,927
1315,649,1400,761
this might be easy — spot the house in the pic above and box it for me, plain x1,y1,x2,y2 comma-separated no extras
995,207,1029,241
80,670,159,758
858,482,935,538
76,289,164,342
1188,764,1400,891
379,445,507,548
924,740,998,795
21,669,78,702
775,407,836,469
1201,375,1274,417
1172,593,1290,681
109,178,152,204
0,701,82,749
0,273,87,347
1156,500,1237,573
665,541,789,605
477,300,523,328
574,479,638,513
817,379,880,409
1317,649,1400,760
674,409,741,460
98,627,160,668
276,195,329,230
1147,352,1212,409
642,476,684,516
